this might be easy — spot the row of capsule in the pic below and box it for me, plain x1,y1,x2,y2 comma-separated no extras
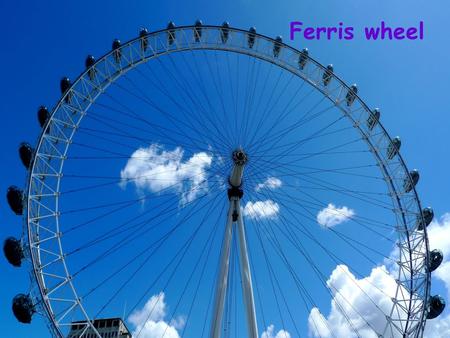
4,21,445,323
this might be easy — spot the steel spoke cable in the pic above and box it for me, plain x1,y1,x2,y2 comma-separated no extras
249,203,370,338
164,35,235,147
246,162,392,209
251,213,301,338
62,166,227,234
132,192,224,337
135,58,231,154
70,186,222,283
247,80,323,154
199,48,237,148
65,179,220,257
249,210,331,338
119,74,216,152
82,110,226,157
89,98,224,154
81,187,223,304
144,51,234,154
245,69,286,148
255,181,395,242
249,115,348,160
237,51,257,146
160,204,223,338
248,80,352,154
246,85,319,154
176,49,236,152
254,187,398,296
181,48,236,150
65,175,226,261
180,203,225,337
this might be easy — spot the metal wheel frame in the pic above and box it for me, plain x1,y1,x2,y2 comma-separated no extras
22,25,431,337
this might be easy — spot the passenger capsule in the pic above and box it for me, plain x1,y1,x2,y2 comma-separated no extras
12,294,34,324
194,20,203,42
248,27,256,48
167,21,176,45
112,39,121,63
140,28,149,52
387,136,401,160
345,84,358,106
60,77,72,103
427,295,446,319
7,186,23,216
404,169,419,193
273,36,283,57
323,64,334,86
221,21,230,43
298,48,309,69
85,55,96,80
3,237,23,267
417,207,434,230
18,142,33,169
367,108,380,130
37,106,49,129
429,249,444,272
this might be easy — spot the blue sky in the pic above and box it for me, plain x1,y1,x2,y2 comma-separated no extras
1,1,450,337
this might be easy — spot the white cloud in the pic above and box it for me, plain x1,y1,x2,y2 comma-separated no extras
308,213,450,338
128,292,182,338
120,144,212,204
243,200,280,219
307,264,403,338
317,203,355,228
261,324,291,338
256,177,282,192
423,213,450,337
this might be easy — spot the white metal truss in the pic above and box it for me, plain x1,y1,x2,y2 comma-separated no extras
22,25,431,337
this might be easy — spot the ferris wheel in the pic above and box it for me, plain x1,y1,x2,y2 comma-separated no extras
4,21,446,338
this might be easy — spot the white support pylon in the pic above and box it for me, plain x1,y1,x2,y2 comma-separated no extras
209,150,258,338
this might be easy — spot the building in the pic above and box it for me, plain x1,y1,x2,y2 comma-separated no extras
68,318,132,338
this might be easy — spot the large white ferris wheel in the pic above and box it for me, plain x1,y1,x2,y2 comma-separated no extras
4,21,446,338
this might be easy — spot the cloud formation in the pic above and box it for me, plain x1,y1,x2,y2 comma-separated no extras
120,144,212,204
128,292,183,338
308,213,450,338
317,203,355,228
261,324,291,338
243,200,280,219
255,177,282,192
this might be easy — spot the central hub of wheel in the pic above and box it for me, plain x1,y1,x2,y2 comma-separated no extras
229,149,247,188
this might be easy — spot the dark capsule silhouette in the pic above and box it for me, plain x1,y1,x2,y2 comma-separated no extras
112,39,121,63
140,28,149,51
18,143,33,169
248,27,256,48
3,237,23,267
85,55,96,80
221,21,230,43
417,207,434,230
7,186,23,215
429,249,443,272
167,21,176,45
346,84,358,106
427,295,446,319
387,136,401,160
273,36,283,57
12,294,35,324
60,77,72,103
323,64,334,86
194,20,203,42
367,108,380,131
37,106,49,128
404,169,419,193
298,48,309,69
